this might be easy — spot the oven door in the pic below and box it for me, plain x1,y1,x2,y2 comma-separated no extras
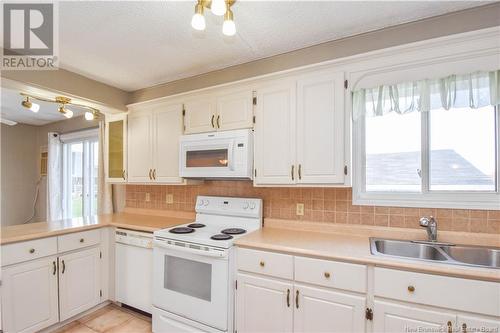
179,138,236,178
153,240,229,331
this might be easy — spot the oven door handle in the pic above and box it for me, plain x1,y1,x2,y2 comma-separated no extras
154,240,228,258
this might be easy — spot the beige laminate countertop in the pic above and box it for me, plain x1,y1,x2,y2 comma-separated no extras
235,219,500,282
0,209,194,245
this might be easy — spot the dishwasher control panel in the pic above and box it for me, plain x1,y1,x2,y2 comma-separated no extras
115,228,153,248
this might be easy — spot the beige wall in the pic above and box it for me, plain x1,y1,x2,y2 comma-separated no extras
129,3,500,103
1,123,39,226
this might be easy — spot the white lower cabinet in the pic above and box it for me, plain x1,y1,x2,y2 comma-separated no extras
373,300,455,333
458,314,500,332
58,247,102,321
294,284,366,333
1,256,59,333
236,273,293,333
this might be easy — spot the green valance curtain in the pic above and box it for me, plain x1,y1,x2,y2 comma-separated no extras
352,70,500,121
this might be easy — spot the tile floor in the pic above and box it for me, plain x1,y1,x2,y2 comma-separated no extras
55,304,152,333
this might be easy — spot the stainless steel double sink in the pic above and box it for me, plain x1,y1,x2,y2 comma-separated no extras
370,238,500,269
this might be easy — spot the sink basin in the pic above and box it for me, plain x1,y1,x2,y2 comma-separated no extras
370,238,500,269
372,239,448,261
441,246,500,269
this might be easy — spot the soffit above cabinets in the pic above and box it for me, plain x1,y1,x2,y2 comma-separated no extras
57,1,491,91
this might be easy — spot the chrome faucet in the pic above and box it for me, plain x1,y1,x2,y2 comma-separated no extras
419,216,438,242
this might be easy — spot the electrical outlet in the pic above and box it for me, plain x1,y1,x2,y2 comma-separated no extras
145,193,150,202
296,203,304,216
165,194,174,204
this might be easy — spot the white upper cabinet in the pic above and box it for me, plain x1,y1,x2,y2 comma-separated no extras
216,89,254,131
127,111,153,183
296,71,345,184
127,103,184,183
2,256,59,333
154,104,184,183
105,113,127,183
294,284,366,333
184,96,216,134
58,247,101,321
184,89,254,134
254,81,297,185
254,71,346,186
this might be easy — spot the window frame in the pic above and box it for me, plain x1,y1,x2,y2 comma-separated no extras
352,105,500,210
61,129,99,218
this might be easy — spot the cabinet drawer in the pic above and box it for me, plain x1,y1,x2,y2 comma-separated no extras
1,237,57,266
294,256,366,293
237,248,293,280
374,267,500,317
58,229,101,253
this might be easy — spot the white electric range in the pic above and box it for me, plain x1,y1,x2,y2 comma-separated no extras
152,196,262,333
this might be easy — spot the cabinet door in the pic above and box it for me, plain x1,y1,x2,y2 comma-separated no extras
373,300,456,333
294,284,365,333
236,273,293,333
105,113,127,182
184,97,216,134
59,247,101,321
297,71,345,184
2,256,59,333
154,104,184,183
254,81,296,185
458,314,500,333
216,90,253,131
127,111,153,183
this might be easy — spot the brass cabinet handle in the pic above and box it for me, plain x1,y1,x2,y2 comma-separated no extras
149,169,152,180
29,248,35,254
153,169,156,180
259,261,265,267
408,285,415,292
291,165,295,181
295,290,299,309
61,260,66,274
122,170,126,180
324,272,331,279
211,115,215,128
80,238,84,243
298,164,302,180
447,321,453,333
462,323,467,333
216,115,220,128
52,261,57,275
286,289,290,307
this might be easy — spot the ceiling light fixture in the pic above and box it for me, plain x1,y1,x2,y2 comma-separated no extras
191,0,236,35
20,93,101,121
21,96,40,113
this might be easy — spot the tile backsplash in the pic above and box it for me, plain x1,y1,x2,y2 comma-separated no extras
125,181,499,234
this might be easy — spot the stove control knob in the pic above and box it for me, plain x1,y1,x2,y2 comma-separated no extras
249,202,256,210
203,199,210,206
243,202,249,209
197,199,204,206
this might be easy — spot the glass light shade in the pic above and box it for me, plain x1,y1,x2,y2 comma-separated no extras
63,109,73,118
222,19,236,36
191,13,206,30
30,102,40,113
84,111,95,120
211,0,226,16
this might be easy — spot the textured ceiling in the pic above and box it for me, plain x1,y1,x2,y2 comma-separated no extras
1,88,87,126
57,1,490,91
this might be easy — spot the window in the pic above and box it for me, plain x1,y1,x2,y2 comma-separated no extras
62,130,99,218
353,71,500,209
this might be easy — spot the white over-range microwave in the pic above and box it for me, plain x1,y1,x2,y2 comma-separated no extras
179,129,253,179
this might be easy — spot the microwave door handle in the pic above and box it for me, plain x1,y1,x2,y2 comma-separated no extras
227,142,235,170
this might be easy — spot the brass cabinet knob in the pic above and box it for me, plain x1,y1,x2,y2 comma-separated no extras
29,248,35,254
324,272,331,278
259,261,265,267
408,285,415,292
80,238,85,243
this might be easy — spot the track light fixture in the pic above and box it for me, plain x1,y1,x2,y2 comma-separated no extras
20,93,101,121
191,0,236,36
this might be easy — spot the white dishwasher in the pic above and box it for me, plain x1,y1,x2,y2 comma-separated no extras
115,228,153,313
